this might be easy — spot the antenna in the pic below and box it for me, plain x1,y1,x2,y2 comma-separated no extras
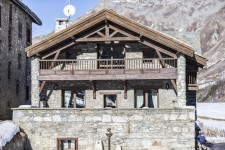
64,0,76,19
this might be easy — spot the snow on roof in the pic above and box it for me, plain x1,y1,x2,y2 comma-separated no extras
0,122,20,148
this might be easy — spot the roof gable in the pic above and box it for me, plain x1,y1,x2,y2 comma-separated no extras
26,9,206,65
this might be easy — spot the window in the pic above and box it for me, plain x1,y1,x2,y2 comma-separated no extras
59,21,64,25
18,21,22,39
0,5,2,28
8,62,11,80
0,40,2,56
135,90,158,108
26,24,31,44
9,4,12,24
8,4,12,52
62,90,85,108
16,80,19,95
57,138,78,150
18,53,22,69
104,95,117,108
26,86,29,101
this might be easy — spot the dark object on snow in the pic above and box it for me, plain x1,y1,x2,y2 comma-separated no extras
197,135,206,144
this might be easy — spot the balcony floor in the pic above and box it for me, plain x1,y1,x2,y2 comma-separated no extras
38,68,177,80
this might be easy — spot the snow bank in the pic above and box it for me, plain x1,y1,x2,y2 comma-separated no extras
198,118,225,130
197,103,225,120
0,122,20,148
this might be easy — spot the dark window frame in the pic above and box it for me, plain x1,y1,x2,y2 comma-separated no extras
26,86,29,101
8,62,11,80
18,53,22,69
0,4,2,28
103,94,117,108
18,21,22,39
26,23,31,44
16,80,19,95
0,40,2,56
57,137,78,150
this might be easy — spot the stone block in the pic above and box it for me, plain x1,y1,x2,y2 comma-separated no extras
102,115,111,122
112,116,127,122
52,115,61,121
34,117,43,122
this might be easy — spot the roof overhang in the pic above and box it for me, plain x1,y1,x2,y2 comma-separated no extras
11,0,42,25
25,9,206,66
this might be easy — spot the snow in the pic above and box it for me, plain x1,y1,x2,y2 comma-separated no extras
0,122,20,148
197,103,225,120
198,118,225,130
19,105,32,108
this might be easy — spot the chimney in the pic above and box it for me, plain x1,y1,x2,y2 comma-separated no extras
55,18,69,33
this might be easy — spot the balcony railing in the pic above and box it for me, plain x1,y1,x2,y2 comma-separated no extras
40,58,177,71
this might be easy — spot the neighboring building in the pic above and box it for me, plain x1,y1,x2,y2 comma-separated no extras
0,0,41,120
13,9,206,150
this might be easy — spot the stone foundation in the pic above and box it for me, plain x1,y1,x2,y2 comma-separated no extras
13,108,195,150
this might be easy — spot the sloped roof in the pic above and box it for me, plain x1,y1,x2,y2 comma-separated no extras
26,9,206,65
11,0,42,25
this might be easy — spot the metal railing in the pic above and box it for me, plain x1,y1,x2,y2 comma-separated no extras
40,58,177,70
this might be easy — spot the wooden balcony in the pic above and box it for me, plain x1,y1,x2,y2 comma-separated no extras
186,71,198,91
38,58,178,80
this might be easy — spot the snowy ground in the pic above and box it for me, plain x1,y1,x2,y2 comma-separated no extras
197,103,225,143
197,103,225,120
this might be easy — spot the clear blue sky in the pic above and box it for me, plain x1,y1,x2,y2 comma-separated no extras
23,0,100,37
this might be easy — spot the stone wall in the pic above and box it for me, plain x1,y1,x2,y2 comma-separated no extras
39,80,176,109
13,108,196,150
0,0,32,119
177,54,186,107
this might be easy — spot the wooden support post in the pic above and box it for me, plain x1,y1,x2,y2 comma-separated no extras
39,81,46,95
155,47,178,94
145,92,148,108
73,90,76,108
124,80,127,99
91,81,96,99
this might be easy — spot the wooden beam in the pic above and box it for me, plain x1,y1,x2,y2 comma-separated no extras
109,25,138,39
106,26,110,37
73,90,76,108
38,69,178,80
39,81,46,95
110,30,118,37
84,26,106,38
140,41,177,58
39,52,61,95
145,92,148,108
171,80,177,94
42,42,76,59
124,80,127,99
76,37,139,42
153,46,178,93
91,81,96,99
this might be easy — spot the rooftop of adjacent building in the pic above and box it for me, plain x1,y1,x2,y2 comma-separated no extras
11,0,42,25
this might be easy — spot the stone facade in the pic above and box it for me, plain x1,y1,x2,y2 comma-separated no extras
176,53,186,107
13,108,195,150
31,57,40,107
0,0,33,119
38,79,177,109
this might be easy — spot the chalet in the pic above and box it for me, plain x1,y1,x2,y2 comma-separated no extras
13,9,206,150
